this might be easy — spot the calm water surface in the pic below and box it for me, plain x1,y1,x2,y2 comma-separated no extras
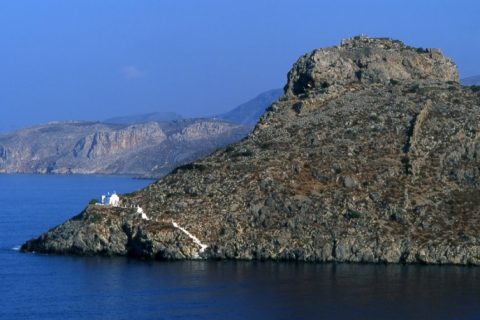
0,175,479,319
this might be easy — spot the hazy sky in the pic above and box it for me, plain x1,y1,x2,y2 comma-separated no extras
1,0,479,131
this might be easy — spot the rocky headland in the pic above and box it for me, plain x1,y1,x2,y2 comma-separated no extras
23,36,480,265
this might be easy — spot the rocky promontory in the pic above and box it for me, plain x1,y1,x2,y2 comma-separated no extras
23,36,480,265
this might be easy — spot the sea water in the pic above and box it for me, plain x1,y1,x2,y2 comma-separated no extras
0,174,479,319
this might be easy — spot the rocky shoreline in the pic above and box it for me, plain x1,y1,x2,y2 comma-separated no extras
22,36,480,265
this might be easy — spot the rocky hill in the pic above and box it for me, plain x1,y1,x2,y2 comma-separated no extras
23,36,480,265
0,119,248,177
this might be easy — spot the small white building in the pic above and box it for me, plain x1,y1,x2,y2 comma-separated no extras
101,192,120,207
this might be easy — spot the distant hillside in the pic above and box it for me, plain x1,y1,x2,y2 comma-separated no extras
0,89,281,178
217,89,283,126
105,112,183,124
104,89,282,127
461,75,480,85
0,119,248,178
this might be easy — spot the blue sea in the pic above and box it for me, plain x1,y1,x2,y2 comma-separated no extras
1,174,480,319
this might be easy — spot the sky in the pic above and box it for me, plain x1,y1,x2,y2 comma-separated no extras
0,0,479,131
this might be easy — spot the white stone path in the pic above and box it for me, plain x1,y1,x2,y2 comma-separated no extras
172,220,209,255
136,206,150,221
129,205,208,257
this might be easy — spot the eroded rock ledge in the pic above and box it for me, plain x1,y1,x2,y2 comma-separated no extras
22,37,480,265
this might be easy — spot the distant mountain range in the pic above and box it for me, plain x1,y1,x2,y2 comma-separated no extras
217,89,283,125
461,75,480,85
104,112,183,125
0,89,281,177
101,89,284,127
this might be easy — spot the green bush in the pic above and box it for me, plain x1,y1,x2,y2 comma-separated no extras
172,163,207,174
258,142,272,150
408,84,420,93
89,199,99,205
88,213,103,223
470,85,480,92
232,149,254,158
345,209,362,219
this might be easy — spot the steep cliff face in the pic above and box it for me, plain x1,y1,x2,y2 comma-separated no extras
72,123,167,159
0,120,248,176
23,37,480,265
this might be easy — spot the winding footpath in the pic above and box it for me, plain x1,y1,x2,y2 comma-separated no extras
171,220,209,257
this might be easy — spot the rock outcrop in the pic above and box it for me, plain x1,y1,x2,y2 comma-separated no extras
284,37,458,96
23,36,480,265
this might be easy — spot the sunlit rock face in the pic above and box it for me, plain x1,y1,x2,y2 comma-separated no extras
284,36,459,96
0,119,249,177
